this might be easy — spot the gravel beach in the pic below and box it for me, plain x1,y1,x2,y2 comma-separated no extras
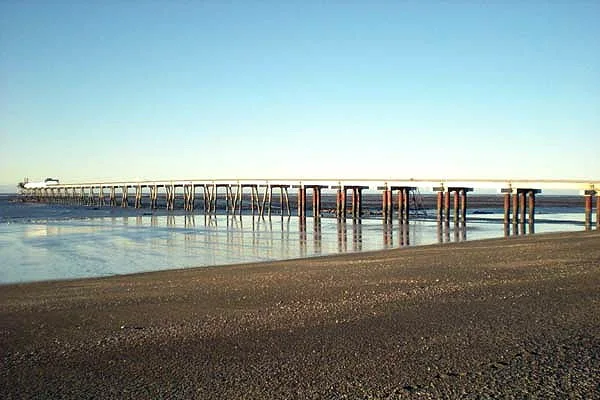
2,230,599,399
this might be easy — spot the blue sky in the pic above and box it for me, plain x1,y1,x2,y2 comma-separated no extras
1,1,599,190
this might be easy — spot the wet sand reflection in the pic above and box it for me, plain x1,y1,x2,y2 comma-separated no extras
113,212,560,269
437,221,467,244
504,222,536,237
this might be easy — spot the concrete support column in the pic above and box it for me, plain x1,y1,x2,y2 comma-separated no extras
336,188,342,219
236,185,243,215
298,187,306,218
387,189,393,222
351,188,363,219
191,184,196,212
403,189,410,223
584,194,592,228
453,190,460,225
313,187,321,218
398,189,405,223
267,186,273,218
519,190,527,226
509,188,541,230
597,194,600,229
381,186,388,221
503,191,511,225
512,191,520,225
351,188,357,219
436,191,443,223
528,190,536,226
357,188,362,219
460,189,467,223
121,186,129,208
340,188,347,219
135,185,142,209
582,189,596,229
443,190,451,224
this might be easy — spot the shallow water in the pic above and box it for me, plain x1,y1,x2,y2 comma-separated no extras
0,195,590,284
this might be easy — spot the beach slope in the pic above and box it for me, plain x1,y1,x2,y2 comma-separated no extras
2,231,599,398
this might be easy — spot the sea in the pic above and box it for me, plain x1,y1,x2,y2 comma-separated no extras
0,193,590,284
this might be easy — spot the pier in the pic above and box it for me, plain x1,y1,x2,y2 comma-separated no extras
18,178,600,229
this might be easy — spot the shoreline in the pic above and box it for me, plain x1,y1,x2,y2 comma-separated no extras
2,230,600,398
0,228,593,288
0,229,592,287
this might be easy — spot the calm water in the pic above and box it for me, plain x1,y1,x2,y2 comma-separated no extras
0,194,588,284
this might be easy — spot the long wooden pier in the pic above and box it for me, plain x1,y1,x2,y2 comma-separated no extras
18,178,600,229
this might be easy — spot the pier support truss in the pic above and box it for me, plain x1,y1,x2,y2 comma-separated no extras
294,184,326,219
378,185,418,223
135,185,143,208
259,184,291,218
150,185,158,209
183,184,195,212
121,185,129,208
501,188,542,233
434,186,473,225
333,185,368,220
230,184,261,216
165,184,175,211
391,186,417,224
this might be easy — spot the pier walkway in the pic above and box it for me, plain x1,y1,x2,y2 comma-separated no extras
19,178,600,229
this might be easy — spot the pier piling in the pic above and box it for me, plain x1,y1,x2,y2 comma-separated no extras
583,189,596,229
436,190,444,223
597,193,600,229
121,185,129,208
502,189,511,225
20,179,596,230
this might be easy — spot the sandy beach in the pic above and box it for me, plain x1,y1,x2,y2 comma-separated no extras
1,230,599,399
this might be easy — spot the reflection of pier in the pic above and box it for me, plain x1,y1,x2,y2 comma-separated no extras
19,178,600,230
437,223,467,244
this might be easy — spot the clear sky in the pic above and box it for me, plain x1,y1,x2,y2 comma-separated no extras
1,1,599,190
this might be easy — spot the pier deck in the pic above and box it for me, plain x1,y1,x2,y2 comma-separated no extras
18,178,600,228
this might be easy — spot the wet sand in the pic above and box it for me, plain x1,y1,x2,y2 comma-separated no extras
2,230,599,399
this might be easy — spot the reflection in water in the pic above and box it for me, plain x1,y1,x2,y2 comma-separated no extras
167,214,176,227
4,210,588,284
352,220,362,252
383,221,392,247
436,222,467,243
185,214,195,228
299,217,307,257
504,222,536,237
313,217,322,255
399,223,410,246
337,220,347,253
